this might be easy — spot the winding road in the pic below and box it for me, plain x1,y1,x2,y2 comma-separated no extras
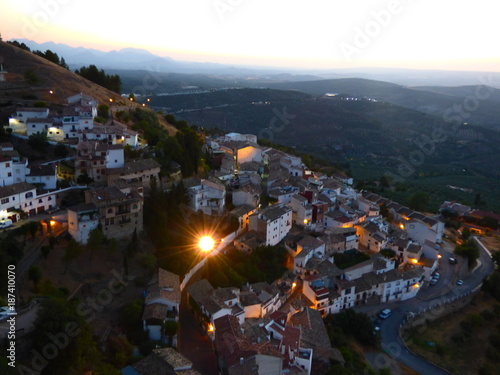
360,237,494,375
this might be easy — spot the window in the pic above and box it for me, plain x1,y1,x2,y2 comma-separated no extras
32,124,36,128
5,163,10,167
38,199,43,203
7,172,11,177
25,192,33,198
1,198,9,204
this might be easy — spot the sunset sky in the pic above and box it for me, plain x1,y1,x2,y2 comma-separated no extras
1,0,499,71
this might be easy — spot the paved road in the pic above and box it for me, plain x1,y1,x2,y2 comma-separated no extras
357,237,494,375
178,273,218,375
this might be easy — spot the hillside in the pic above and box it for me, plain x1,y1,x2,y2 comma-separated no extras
0,41,177,135
172,89,500,212
266,78,500,130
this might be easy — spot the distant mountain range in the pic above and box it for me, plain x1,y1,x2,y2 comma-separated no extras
12,39,500,87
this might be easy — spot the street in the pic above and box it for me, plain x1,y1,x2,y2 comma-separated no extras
359,237,494,375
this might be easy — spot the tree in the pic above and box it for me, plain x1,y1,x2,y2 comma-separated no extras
24,70,39,85
26,220,40,241
60,57,69,69
408,192,429,212
32,297,106,374
455,240,479,268
97,104,110,119
87,226,105,260
77,172,94,185
126,228,140,256
28,131,48,151
63,238,83,273
28,265,42,290
55,143,69,158
75,65,122,93
163,321,179,344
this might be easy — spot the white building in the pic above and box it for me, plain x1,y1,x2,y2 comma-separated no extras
290,194,313,227
25,164,57,190
249,204,292,246
187,179,226,215
0,181,58,222
143,269,181,341
67,203,99,244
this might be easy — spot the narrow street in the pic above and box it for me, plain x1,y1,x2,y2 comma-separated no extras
178,272,218,375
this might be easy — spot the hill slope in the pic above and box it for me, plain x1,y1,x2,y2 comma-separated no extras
0,41,177,135
266,78,500,130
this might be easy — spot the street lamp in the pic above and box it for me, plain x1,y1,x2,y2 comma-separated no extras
199,236,215,253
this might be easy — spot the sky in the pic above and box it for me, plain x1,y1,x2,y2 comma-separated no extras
1,0,500,71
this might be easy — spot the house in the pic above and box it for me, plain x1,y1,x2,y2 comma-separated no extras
187,280,243,325
242,282,282,317
280,155,304,177
294,236,326,275
290,194,313,227
25,164,57,190
143,269,181,341
324,210,355,229
440,201,471,217
75,141,124,184
402,219,441,257
107,158,161,192
187,178,226,215
230,204,257,233
122,348,200,375
357,196,380,217
249,205,292,246
8,107,50,134
85,185,143,240
355,220,388,252
67,203,99,244
79,121,138,147
219,139,263,165
290,307,344,374
319,228,358,255
26,118,56,138
268,184,299,204
0,181,57,221
234,230,266,253
232,181,261,208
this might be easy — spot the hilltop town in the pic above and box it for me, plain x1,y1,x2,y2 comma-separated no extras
2,87,498,375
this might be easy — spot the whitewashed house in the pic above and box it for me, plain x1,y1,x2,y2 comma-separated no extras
67,203,99,244
249,204,292,246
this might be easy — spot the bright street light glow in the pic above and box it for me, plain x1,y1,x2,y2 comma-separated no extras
199,236,215,252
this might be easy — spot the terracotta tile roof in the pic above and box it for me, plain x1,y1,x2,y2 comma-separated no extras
0,181,35,198
145,268,181,305
142,303,168,322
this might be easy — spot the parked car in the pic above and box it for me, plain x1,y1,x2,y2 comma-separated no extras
0,306,16,321
449,257,457,264
456,280,464,286
432,273,440,279
379,309,392,319
0,219,13,229
429,278,438,286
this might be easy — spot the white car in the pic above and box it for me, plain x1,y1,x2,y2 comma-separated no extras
456,280,464,286
0,306,16,321
379,309,392,319
0,219,13,229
